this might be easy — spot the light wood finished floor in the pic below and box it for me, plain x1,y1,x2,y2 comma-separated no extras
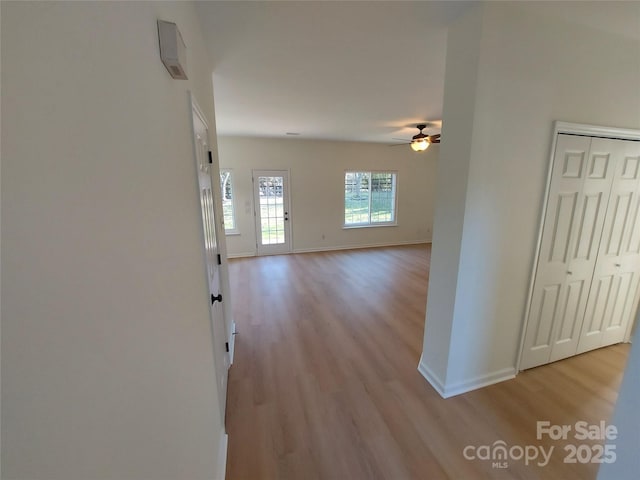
225,244,630,480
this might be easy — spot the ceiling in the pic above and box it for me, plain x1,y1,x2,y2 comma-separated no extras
195,1,640,144
195,1,473,144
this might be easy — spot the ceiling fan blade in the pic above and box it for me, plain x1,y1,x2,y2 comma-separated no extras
391,138,410,142
428,134,441,143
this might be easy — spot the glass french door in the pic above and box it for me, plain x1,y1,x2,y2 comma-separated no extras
253,170,292,255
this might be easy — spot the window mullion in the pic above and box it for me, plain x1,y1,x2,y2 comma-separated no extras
368,171,373,224
391,174,396,222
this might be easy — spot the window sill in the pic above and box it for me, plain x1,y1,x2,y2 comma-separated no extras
343,223,397,229
224,230,241,236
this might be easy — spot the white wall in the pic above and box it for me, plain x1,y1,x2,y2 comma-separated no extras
421,2,640,396
1,2,227,479
217,136,438,257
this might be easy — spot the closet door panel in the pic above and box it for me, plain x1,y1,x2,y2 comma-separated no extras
603,192,633,256
547,139,618,362
526,283,562,367
522,135,593,369
578,140,640,354
549,278,588,362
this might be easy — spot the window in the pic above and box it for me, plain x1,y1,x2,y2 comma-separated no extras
219,169,238,234
344,171,397,226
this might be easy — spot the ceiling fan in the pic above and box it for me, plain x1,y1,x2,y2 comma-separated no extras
391,124,441,152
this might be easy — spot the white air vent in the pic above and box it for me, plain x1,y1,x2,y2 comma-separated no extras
157,20,187,80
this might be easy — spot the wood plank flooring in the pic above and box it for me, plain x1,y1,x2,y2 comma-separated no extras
225,244,630,480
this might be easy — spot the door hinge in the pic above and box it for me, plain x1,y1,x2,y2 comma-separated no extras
207,151,213,164
211,293,223,304
217,254,222,265
225,342,230,353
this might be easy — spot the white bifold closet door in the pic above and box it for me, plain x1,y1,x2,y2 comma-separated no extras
521,134,640,370
577,140,640,354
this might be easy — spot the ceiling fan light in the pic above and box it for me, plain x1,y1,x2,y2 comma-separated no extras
411,139,429,152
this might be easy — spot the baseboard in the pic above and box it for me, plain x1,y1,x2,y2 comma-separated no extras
417,355,447,397
293,239,431,255
227,251,256,259
216,432,228,480
441,367,516,398
418,355,516,398
226,240,431,259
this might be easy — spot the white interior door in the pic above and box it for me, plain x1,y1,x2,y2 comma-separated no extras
578,139,640,353
191,98,229,420
521,135,616,369
253,170,292,255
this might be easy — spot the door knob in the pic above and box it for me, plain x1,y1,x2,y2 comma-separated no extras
211,293,223,304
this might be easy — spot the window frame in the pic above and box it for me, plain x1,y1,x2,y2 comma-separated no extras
219,168,239,235
343,170,398,228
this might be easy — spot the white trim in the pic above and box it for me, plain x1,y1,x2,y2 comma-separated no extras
226,240,431,259
417,355,447,397
517,121,640,372
252,168,293,256
419,357,516,399
343,223,398,229
215,432,228,480
555,121,640,141
292,239,430,254
441,368,516,398
189,92,209,131
227,251,257,259
344,170,399,227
